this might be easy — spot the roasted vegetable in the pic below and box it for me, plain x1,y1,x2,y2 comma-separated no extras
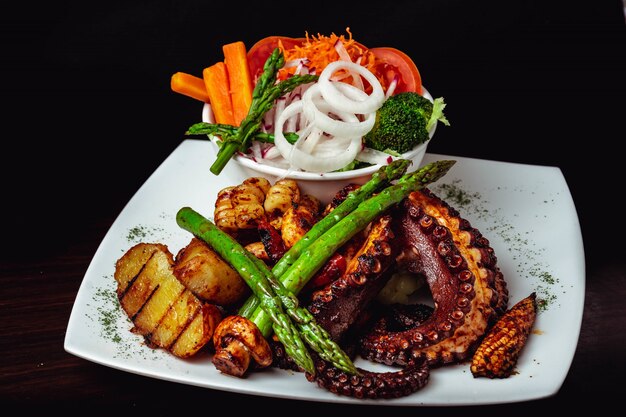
470,292,538,378
114,243,222,358
280,194,321,248
237,159,410,321
256,216,287,264
244,241,270,262
363,92,449,154
173,237,249,306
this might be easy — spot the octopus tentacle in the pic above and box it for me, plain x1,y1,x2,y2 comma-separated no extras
306,355,429,400
307,214,399,344
360,189,509,367
278,214,432,399
270,341,430,400
272,188,508,399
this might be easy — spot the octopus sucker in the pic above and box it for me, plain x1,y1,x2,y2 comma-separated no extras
270,187,508,399
307,214,399,344
359,188,509,367
305,354,430,400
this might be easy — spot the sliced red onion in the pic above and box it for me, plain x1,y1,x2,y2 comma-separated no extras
262,145,282,160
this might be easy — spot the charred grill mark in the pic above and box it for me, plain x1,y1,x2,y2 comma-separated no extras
118,251,158,300
129,284,160,322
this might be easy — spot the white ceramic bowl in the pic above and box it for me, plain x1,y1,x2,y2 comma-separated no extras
204,87,436,204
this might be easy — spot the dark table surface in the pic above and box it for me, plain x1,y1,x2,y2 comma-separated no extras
2,1,625,413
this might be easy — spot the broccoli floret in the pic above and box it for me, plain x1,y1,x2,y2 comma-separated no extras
363,92,449,154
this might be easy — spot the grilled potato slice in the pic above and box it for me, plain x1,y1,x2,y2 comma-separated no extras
114,242,170,295
171,303,222,358
173,237,248,306
116,244,175,318
150,290,201,348
114,243,222,358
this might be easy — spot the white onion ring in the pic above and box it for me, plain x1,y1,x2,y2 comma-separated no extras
317,60,385,114
298,126,324,154
273,100,362,172
301,84,374,138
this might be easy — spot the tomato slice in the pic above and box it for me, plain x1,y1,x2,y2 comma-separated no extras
247,36,305,81
369,47,422,95
247,37,422,95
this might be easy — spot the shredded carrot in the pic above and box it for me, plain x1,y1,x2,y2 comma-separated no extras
278,28,379,87
223,41,254,125
203,62,235,125
170,72,211,102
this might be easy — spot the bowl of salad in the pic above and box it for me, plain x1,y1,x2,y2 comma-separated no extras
176,30,449,203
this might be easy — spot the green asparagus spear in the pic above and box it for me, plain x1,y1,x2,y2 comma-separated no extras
279,160,456,290
246,160,456,335
208,48,318,175
177,160,455,375
238,158,411,319
175,207,315,375
186,122,299,145
243,250,358,375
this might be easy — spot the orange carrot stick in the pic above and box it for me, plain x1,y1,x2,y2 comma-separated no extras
203,62,235,125
170,72,210,102
223,41,254,125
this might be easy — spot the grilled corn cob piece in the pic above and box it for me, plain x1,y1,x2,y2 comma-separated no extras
470,292,537,378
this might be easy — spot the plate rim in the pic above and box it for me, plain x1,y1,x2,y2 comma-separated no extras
64,140,586,406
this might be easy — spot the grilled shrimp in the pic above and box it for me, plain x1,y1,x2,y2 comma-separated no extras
214,177,271,234
264,179,300,229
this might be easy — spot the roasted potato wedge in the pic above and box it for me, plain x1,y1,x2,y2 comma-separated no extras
174,237,249,306
114,243,222,358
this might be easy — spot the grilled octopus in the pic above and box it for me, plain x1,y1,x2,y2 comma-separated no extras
272,214,430,399
358,189,509,367
272,187,508,399
213,177,508,400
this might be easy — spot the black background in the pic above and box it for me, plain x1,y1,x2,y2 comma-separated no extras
2,0,625,411
3,1,625,260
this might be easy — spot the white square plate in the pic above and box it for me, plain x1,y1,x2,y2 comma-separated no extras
65,139,585,406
